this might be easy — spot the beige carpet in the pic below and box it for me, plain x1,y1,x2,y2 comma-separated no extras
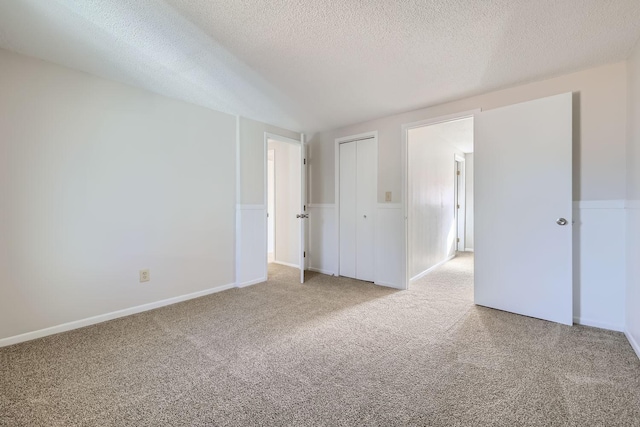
1,253,639,426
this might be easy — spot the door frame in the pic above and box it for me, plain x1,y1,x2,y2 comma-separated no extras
263,132,305,280
334,131,378,279
401,110,479,290
267,149,276,263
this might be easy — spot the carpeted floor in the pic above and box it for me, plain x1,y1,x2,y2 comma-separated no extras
1,253,639,426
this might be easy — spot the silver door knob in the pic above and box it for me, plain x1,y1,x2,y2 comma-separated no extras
363,215,367,218
556,218,568,226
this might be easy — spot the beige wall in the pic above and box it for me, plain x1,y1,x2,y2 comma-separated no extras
239,117,300,205
626,40,640,353
309,62,628,204
0,49,237,340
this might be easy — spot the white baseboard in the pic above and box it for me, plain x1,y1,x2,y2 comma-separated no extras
374,280,403,290
625,331,640,360
0,282,236,348
464,248,474,252
272,260,300,269
573,317,624,332
309,267,335,276
236,276,266,288
410,255,455,283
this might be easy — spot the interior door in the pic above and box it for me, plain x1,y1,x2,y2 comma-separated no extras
474,92,573,325
267,150,275,263
299,134,307,283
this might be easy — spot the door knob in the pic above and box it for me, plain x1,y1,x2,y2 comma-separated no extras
556,218,568,226
363,215,367,219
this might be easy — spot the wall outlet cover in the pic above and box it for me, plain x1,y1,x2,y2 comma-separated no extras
139,269,150,282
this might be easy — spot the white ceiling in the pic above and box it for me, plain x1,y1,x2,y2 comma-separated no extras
1,1,640,133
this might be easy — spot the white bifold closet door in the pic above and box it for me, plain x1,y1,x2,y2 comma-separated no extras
339,138,376,282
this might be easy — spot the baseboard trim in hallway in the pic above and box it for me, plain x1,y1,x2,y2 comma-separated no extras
410,254,455,283
0,282,236,348
573,316,624,332
309,267,335,276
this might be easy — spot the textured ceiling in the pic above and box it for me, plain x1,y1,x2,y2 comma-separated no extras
1,1,640,133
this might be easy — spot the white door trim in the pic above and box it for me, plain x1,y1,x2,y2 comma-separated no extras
335,131,378,279
401,109,480,290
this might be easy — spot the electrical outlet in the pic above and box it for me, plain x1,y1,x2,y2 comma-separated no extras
139,269,150,283
385,191,392,202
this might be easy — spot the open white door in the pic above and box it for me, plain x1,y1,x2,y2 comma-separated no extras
299,134,307,283
474,93,573,325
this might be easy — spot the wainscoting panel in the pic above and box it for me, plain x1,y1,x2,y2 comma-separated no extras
308,204,337,275
236,205,267,287
572,200,625,331
375,204,404,289
625,201,640,359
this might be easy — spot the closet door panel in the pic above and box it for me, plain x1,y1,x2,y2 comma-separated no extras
339,142,357,278
356,139,376,281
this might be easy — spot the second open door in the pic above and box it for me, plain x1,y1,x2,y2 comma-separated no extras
474,93,573,325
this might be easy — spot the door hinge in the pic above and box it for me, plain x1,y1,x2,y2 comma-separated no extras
457,204,460,209
304,251,306,257
304,159,306,165
457,238,460,242
304,205,306,211
457,170,461,176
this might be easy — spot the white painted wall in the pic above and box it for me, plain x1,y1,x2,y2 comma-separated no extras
626,40,640,357
309,62,627,204
308,204,337,276
573,201,626,331
308,62,628,324
236,118,300,287
0,49,236,340
239,118,300,205
408,125,464,279
268,139,301,267
465,153,474,250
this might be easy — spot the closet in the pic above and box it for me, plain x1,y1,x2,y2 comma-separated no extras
339,137,376,281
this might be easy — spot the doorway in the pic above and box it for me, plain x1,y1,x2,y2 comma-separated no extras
405,116,475,285
402,93,573,326
265,133,307,283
